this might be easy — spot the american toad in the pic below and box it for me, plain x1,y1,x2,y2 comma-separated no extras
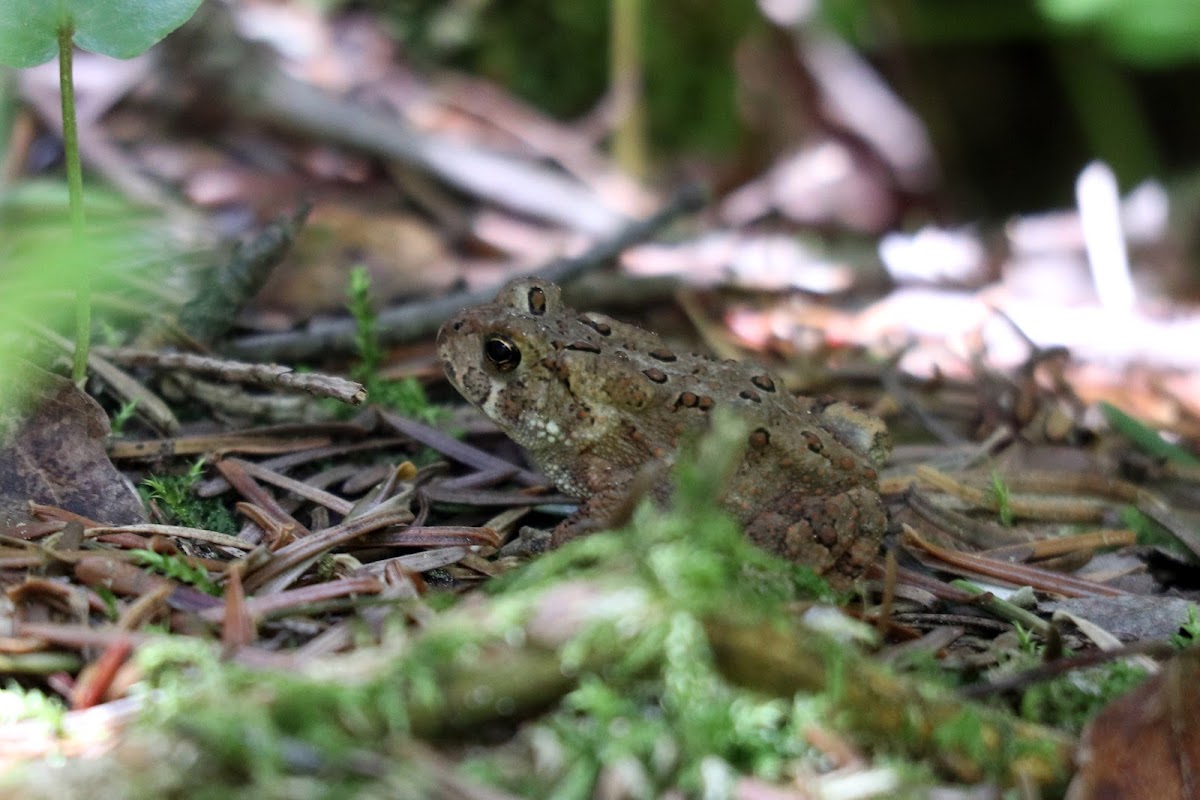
437,277,889,586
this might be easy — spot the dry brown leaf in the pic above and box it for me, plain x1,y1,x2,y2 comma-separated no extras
0,372,145,527
1067,648,1200,800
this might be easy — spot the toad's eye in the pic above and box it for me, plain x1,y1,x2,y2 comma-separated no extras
483,335,521,371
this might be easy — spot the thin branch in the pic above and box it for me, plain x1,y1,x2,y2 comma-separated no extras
93,346,365,405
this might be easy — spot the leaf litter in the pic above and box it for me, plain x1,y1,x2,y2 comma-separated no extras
2,2,1200,798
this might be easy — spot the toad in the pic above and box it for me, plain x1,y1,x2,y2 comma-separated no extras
437,277,889,586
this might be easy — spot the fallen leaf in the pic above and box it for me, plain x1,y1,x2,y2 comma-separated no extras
1041,597,1199,643
1067,648,1200,800
0,371,146,527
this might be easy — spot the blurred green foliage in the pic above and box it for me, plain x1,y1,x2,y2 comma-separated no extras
1038,0,1200,65
377,0,760,156
824,0,1200,66
372,0,1200,218
0,181,184,404
1100,401,1200,467
818,0,1200,214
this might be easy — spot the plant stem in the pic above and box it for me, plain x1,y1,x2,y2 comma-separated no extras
610,0,647,178
1051,41,1160,187
58,26,90,386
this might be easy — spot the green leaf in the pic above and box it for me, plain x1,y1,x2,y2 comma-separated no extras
1100,401,1200,467
0,4,63,67
1039,0,1200,65
71,0,204,59
0,0,203,67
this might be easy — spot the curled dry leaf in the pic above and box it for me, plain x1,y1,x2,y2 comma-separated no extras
0,372,145,527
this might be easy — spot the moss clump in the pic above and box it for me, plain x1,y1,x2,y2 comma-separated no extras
140,459,237,535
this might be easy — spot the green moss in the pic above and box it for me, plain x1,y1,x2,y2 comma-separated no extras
469,618,832,797
0,682,66,728
135,639,415,793
1017,660,1148,733
347,265,381,384
1171,604,1200,649
363,377,445,424
986,634,1150,734
139,458,237,535
129,549,220,595
109,398,139,435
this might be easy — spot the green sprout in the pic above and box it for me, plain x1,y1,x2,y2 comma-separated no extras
988,470,1014,527
346,265,443,423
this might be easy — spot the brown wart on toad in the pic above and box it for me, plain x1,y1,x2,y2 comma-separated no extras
437,277,890,587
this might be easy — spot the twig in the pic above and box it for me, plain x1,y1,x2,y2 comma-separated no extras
109,433,333,460
196,576,384,623
948,579,1052,635
82,524,253,551
222,457,354,516
705,616,1074,788
905,489,1030,549
881,363,966,446
162,373,345,423
378,409,545,487
172,204,311,346
978,529,1137,562
916,465,1113,523
93,346,365,405
25,322,180,433
241,505,416,594
196,437,410,497
437,75,656,211
901,526,1129,597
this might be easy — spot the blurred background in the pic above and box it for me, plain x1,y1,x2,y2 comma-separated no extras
379,0,1200,218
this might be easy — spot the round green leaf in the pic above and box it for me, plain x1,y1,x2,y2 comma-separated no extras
70,0,204,59
0,0,203,68
0,3,66,67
